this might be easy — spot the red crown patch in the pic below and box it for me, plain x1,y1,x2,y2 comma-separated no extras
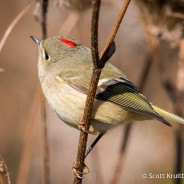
59,38,76,47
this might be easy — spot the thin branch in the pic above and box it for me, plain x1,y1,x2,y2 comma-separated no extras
42,0,49,39
73,1,101,183
91,0,100,68
73,0,131,183
0,0,34,53
100,0,131,60
41,1,50,184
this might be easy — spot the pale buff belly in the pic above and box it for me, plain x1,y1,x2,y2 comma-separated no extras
41,77,149,134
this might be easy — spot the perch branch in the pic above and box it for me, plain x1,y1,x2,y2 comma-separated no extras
73,1,101,183
73,0,131,183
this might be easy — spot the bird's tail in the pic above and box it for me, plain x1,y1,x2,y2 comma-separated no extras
152,104,184,125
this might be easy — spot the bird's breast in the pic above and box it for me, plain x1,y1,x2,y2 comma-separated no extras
41,76,86,128
40,75,138,134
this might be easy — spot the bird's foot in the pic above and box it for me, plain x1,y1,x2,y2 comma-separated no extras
78,118,94,134
72,161,90,179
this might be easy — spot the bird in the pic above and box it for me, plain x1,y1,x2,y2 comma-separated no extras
31,35,184,156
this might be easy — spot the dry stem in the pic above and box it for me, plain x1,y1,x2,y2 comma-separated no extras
73,0,131,183
42,0,49,39
73,1,101,183
100,0,131,59
41,1,50,184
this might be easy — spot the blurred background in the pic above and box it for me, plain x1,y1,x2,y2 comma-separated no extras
0,0,184,184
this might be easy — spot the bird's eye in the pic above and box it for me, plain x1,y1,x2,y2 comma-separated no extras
44,51,50,61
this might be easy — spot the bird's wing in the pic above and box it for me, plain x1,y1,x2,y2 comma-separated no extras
59,73,171,126
96,78,171,126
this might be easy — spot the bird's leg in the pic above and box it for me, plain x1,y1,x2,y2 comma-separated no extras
85,132,106,158
72,132,105,178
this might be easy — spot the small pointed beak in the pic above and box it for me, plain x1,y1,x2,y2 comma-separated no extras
30,36,41,46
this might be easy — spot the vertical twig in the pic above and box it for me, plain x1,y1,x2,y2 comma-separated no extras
73,1,101,183
42,0,48,39
73,0,131,183
41,1,50,184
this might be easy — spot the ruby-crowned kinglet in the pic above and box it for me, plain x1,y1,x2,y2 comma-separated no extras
31,36,184,134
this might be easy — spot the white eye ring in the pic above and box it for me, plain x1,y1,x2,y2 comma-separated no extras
44,51,50,61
